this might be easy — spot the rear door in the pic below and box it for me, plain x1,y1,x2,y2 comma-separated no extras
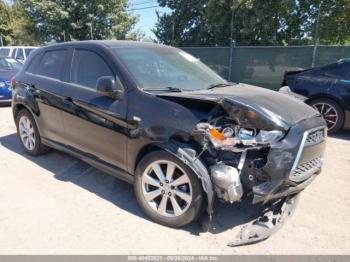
61,46,128,170
24,47,70,144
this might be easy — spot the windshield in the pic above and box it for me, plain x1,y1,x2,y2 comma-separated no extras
0,57,23,70
113,47,226,91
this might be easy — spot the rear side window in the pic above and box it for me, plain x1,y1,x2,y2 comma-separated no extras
37,49,67,79
26,54,42,74
25,48,35,57
0,48,10,56
70,49,114,89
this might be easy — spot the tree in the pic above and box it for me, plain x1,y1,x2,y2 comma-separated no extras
0,0,13,45
9,0,41,45
153,0,350,46
299,0,350,45
19,0,138,42
0,0,41,46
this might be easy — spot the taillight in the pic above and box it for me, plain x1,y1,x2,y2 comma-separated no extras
11,76,16,89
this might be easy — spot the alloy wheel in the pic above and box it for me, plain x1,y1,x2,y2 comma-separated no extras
312,102,338,130
18,115,36,151
141,160,193,217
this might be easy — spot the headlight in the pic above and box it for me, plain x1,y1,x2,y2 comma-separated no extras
238,128,284,145
0,81,6,88
256,130,284,144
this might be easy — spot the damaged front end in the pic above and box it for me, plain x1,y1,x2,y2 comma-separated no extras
182,97,327,246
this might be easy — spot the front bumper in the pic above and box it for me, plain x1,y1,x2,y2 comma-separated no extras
0,86,12,104
0,98,12,104
250,116,327,204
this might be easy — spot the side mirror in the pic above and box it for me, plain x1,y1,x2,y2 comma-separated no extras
96,76,124,100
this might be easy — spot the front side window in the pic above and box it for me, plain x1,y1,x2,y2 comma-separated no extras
37,49,67,79
70,49,114,89
0,57,23,70
112,47,226,91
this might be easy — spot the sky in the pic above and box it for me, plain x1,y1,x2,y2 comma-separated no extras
128,0,170,39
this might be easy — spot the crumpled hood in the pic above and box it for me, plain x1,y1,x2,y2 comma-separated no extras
158,83,320,130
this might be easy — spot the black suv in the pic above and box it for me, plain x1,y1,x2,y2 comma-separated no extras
12,41,326,245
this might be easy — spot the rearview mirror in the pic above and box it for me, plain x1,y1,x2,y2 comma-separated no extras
96,76,124,100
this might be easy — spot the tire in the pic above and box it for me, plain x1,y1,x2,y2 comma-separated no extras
15,109,49,156
308,98,344,134
134,150,204,227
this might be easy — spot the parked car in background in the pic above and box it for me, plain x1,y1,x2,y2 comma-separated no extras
279,59,350,133
11,41,327,245
0,46,38,63
0,57,23,104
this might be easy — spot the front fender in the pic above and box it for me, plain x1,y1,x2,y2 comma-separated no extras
156,141,215,217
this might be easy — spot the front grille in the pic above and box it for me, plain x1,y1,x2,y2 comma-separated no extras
290,157,323,182
289,127,326,182
305,128,325,146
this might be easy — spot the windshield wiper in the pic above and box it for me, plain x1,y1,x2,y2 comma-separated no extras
206,82,232,90
143,86,182,92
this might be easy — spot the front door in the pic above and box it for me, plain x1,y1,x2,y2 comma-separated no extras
61,47,128,170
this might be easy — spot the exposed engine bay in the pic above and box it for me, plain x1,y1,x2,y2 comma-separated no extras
192,110,284,205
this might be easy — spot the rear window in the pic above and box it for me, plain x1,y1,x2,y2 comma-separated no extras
0,48,10,56
37,49,67,79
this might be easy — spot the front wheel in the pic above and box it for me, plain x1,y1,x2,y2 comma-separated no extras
134,150,204,227
308,98,344,134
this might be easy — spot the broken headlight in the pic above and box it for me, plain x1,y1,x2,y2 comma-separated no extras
238,128,284,145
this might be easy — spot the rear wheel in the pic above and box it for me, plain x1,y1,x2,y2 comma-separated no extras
134,150,204,227
309,98,344,134
15,109,49,155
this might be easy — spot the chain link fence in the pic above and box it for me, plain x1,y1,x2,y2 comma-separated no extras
181,45,350,90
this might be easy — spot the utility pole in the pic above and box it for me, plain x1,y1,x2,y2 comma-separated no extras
228,10,235,81
228,1,245,81
312,1,322,67
90,20,94,40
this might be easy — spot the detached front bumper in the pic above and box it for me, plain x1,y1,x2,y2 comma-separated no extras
251,116,327,204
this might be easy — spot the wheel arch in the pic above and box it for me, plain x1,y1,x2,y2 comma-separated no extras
13,103,42,136
306,94,346,130
13,103,28,120
133,138,215,217
306,94,345,113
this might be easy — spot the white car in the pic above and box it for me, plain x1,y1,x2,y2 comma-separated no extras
0,46,38,63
